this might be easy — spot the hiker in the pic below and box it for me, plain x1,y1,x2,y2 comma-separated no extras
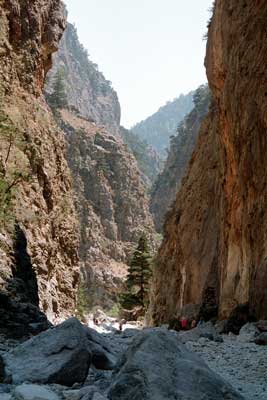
119,319,126,331
181,316,187,330
191,319,197,329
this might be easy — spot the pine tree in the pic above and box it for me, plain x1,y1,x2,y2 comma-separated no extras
120,234,152,310
49,68,68,110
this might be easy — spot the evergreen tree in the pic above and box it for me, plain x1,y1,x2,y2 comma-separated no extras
120,234,152,310
49,68,68,109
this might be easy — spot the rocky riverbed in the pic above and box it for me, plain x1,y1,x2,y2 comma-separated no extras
0,318,266,400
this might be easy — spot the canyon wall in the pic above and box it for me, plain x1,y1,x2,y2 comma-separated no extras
151,0,267,324
46,23,121,136
46,24,156,311
0,0,79,334
150,85,210,232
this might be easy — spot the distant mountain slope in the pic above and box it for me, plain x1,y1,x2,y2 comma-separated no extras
150,85,210,231
132,92,194,157
120,126,163,188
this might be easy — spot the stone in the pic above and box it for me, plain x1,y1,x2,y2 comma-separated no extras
0,395,12,400
63,390,83,400
84,326,116,370
92,393,106,400
238,323,260,343
14,384,59,400
178,321,222,343
108,329,243,399
2,318,91,386
256,320,267,332
255,333,267,346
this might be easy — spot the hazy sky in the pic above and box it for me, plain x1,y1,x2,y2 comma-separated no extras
63,0,213,127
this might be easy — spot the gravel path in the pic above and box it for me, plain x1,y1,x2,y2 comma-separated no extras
186,335,267,400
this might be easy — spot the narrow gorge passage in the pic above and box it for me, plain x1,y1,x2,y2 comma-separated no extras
0,1,267,399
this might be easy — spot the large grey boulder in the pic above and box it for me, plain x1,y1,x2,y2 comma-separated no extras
2,318,91,386
84,327,116,370
108,329,243,400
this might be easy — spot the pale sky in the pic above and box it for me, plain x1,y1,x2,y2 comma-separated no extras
63,0,213,127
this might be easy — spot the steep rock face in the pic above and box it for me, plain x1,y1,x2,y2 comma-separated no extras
132,92,194,157
151,0,267,324
150,85,210,231
60,110,155,310
45,25,155,310
0,0,79,329
46,23,121,136
120,126,162,189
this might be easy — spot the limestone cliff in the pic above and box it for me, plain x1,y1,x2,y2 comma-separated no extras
46,23,121,136
61,111,155,310
150,85,210,232
151,0,267,324
46,25,155,311
0,0,79,335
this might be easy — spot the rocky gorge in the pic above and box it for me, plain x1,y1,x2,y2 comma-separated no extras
0,0,267,398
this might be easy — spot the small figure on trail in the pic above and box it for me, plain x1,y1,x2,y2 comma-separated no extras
93,315,99,326
119,319,126,332
191,319,197,329
181,316,187,330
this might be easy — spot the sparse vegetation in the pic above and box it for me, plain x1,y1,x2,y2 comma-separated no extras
119,234,152,311
47,67,68,111
0,107,31,225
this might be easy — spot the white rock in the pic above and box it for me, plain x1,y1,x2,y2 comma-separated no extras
14,384,60,400
0,394,12,400
63,390,82,400
92,393,107,400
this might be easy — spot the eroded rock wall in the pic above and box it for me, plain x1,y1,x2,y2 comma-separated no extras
60,110,155,310
0,0,79,328
45,24,156,311
150,85,210,232
46,23,121,136
151,0,267,324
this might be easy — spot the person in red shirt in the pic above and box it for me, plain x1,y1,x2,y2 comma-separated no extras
181,316,187,330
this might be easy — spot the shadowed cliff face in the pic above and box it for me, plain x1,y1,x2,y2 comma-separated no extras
0,0,79,327
150,0,267,324
150,85,210,232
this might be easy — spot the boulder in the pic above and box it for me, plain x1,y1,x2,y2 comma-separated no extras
255,332,267,346
224,304,252,335
2,318,91,386
238,323,260,343
14,384,60,400
84,327,116,370
0,394,12,400
255,320,267,332
108,329,243,399
178,321,222,343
